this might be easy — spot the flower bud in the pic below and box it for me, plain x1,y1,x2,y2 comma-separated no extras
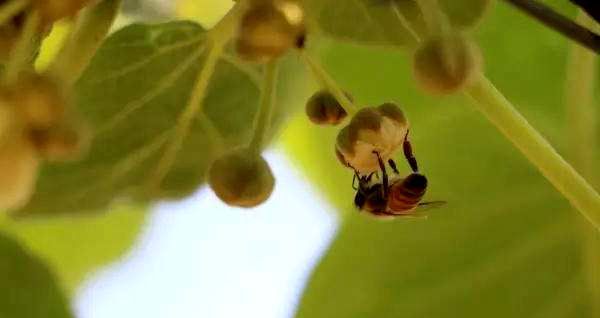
336,103,408,173
413,34,482,95
0,131,40,211
236,0,306,62
208,148,275,208
305,90,349,125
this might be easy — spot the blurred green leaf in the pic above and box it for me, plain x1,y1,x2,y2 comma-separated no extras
0,232,72,318
1,207,145,293
304,0,491,47
17,21,262,216
289,1,595,317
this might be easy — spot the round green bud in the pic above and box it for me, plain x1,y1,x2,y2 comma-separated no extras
236,0,306,62
208,149,275,208
305,90,349,125
413,34,482,95
0,131,40,211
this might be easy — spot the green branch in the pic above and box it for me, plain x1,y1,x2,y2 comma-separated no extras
503,0,600,54
48,0,122,85
414,0,451,36
249,61,279,155
465,75,600,230
565,10,600,318
299,51,359,115
3,8,39,83
147,3,245,192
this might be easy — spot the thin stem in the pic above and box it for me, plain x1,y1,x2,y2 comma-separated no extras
502,0,600,54
147,3,244,192
570,0,600,24
566,13,598,179
389,1,421,42
299,51,359,115
414,0,451,36
0,0,28,26
565,10,600,317
249,61,279,156
413,0,457,74
464,75,600,230
48,0,122,85
3,8,39,83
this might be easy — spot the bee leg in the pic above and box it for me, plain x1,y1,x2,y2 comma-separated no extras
373,151,389,198
403,130,419,172
388,159,400,174
351,167,364,192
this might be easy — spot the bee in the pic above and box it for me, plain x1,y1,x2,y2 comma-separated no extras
352,132,445,218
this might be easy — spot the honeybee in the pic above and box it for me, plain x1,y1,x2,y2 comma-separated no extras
352,133,445,218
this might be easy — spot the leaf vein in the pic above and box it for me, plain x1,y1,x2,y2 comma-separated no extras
90,34,205,84
97,44,207,134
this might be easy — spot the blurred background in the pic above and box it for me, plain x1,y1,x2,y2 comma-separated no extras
75,151,338,318
1,0,599,317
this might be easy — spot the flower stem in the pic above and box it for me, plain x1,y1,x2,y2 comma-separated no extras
147,2,244,192
465,75,600,230
249,61,279,156
0,0,28,26
3,8,39,83
503,0,600,54
299,50,359,115
566,13,598,180
48,0,122,85
565,10,600,317
414,0,451,36
390,1,421,42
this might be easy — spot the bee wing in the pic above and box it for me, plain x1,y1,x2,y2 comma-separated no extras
414,201,447,212
393,201,447,218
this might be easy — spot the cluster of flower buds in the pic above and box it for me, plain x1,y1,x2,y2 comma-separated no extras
235,0,306,63
335,103,408,174
208,148,274,208
0,74,89,210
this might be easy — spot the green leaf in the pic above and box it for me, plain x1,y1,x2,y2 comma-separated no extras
16,21,264,216
289,1,594,317
304,0,491,47
0,232,73,318
1,207,146,293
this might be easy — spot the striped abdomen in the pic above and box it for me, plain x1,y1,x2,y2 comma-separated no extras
388,173,428,214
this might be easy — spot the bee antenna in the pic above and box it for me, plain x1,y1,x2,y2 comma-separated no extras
352,173,359,190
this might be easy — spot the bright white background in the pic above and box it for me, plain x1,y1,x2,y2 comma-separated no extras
75,151,338,318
